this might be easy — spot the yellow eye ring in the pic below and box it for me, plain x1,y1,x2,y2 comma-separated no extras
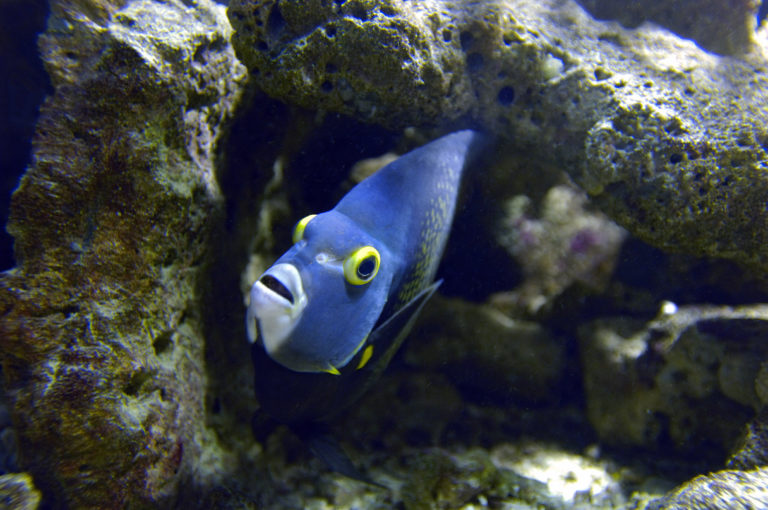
292,214,316,244
343,246,380,285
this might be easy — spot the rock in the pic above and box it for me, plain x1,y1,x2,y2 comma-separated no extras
648,467,768,509
406,295,566,404
402,448,565,510
228,0,768,270
400,441,633,509
576,0,759,55
579,305,768,453
728,409,768,470
490,442,628,507
0,0,246,507
0,473,42,510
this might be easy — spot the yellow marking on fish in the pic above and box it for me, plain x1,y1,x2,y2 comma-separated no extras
356,344,374,369
324,365,341,376
396,185,457,306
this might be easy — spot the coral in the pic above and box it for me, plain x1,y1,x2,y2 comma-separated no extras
0,0,246,506
228,0,768,270
495,184,626,314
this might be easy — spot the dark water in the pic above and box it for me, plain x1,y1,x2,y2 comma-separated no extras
0,0,51,272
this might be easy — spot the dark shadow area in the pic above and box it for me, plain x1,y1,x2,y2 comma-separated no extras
0,0,52,271
546,236,768,335
612,238,768,307
438,176,523,302
285,114,398,216
202,93,293,429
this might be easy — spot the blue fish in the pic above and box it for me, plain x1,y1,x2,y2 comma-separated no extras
246,130,485,480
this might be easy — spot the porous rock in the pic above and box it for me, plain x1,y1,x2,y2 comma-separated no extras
0,473,42,510
576,0,759,55
579,305,768,453
228,0,768,270
0,0,246,507
729,408,768,470
406,295,566,404
401,448,564,510
648,466,768,510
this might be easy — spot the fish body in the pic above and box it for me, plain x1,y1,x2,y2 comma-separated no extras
247,130,484,425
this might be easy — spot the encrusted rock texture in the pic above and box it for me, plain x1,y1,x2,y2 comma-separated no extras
4,0,768,508
0,0,246,507
580,306,768,454
228,0,768,271
577,0,759,55
0,473,41,510
648,467,768,509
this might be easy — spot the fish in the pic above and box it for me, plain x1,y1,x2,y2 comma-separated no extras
246,130,486,482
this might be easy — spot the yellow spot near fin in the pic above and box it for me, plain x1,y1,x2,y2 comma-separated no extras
324,365,341,376
356,344,374,370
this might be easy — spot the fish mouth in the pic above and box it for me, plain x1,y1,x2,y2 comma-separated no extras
259,274,294,304
246,263,308,345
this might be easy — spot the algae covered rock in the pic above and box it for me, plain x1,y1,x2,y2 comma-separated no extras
0,0,246,506
228,0,768,271
579,306,768,454
406,295,566,404
648,467,768,510
0,473,41,510
576,0,759,55
229,0,463,127
401,448,565,510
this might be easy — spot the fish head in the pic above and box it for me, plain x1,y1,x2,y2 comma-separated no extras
247,210,396,374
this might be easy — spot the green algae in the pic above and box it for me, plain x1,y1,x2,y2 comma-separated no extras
0,0,246,506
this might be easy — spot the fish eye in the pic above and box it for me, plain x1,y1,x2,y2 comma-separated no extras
292,214,316,244
343,246,380,285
